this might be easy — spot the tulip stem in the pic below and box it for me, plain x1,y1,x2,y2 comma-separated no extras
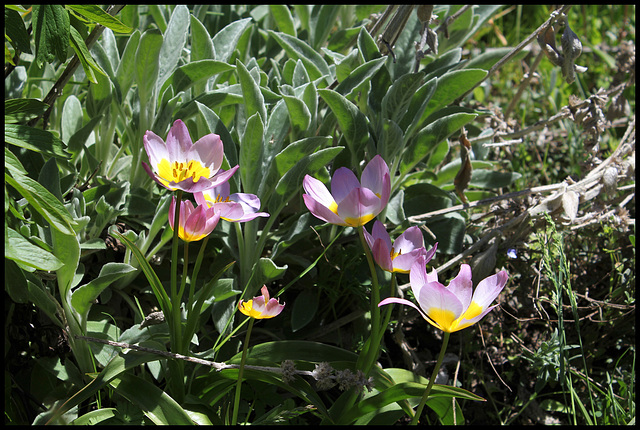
377,272,397,347
357,226,381,375
411,331,451,425
169,190,185,403
232,317,255,425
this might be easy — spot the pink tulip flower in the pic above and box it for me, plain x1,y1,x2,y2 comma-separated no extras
194,180,269,223
142,119,239,193
363,220,437,273
379,257,508,333
238,285,285,319
169,196,221,242
302,155,391,227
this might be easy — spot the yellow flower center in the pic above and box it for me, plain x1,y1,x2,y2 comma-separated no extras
157,159,211,189
390,247,401,260
427,307,457,333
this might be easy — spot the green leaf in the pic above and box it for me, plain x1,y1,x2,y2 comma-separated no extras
239,113,265,194
468,169,522,189
236,59,267,123
333,56,386,99
115,30,140,98
318,89,369,163
291,288,319,332
71,409,117,425
135,29,163,107
268,146,343,215
71,263,136,319
196,101,239,171
159,59,235,96
5,124,70,159
357,26,381,62
189,14,215,62
32,4,70,66
309,5,341,51
156,5,189,93
4,99,49,124
4,259,29,303
269,5,296,37
5,166,76,238
400,112,477,177
69,25,107,84
381,72,425,124
212,17,252,63
463,47,528,71
109,373,193,425
66,5,132,33
269,30,331,83
234,340,359,363
4,7,32,53
282,93,312,134
420,69,487,122
112,231,171,315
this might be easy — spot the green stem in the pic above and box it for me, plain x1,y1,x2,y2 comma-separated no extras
411,331,451,425
357,225,381,376
232,317,255,425
168,191,185,403
376,272,397,347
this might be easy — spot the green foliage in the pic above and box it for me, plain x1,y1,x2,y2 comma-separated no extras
4,4,634,426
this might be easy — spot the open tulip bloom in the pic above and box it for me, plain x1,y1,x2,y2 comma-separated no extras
169,196,221,242
194,180,269,223
142,119,239,193
379,257,508,333
303,155,391,227
363,220,437,273
238,286,285,319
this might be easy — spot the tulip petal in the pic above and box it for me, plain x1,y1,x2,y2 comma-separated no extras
392,248,427,273
446,264,473,310
418,281,465,332
409,257,429,301
372,239,394,272
166,119,193,158
361,155,390,197
372,220,393,251
303,175,337,209
331,167,361,204
471,270,508,310
143,131,169,166
303,194,348,226
336,187,381,226
192,133,224,169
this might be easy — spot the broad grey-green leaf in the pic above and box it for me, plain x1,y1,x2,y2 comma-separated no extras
156,5,189,93
71,263,136,318
333,56,386,99
190,14,215,62
236,59,267,123
6,228,64,271
269,5,296,37
269,30,331,83
268,147,343,215
212,17,252,63
318,89,369,160
240,113,264,194
282,94,311,134
291,288,319,332
195,102,238,170
160,60,234,96
5,124,70,160
381,72,424,124
135,29,163,106
420,69,487,124
115,29,140,98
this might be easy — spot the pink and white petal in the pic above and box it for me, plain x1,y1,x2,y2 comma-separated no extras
172,176,213,193
142,162,169,188
392,248,427,273
372,239,394,272
418,281,465,321
192,133,224,168
303,194,348,226
214,202,244,221
166,119,193,158
208,165,239,188
394,226,424,253
193,191,208,207
361,155,390,196
143,131,169,166
454,304,499,332
424,242,438,265
409,256,428,299
303,175,336,208
446,264,473,310
362,225,375,250
331,167,361,203
471,270,508,309
230,192,263,213
336,187,381,226
372,220,393,251
263,298,285,317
